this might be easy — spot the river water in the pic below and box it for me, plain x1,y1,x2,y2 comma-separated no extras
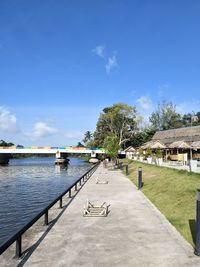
0,157,91,247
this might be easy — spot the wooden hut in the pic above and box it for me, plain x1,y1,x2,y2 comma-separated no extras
124,146,136,159
152,126,200,145
191,141,200,160
151,126,200,161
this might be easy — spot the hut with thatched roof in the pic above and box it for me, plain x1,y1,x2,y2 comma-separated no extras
124,146,136,159
151,126,200,161
141,140,166,150
152,126,200,145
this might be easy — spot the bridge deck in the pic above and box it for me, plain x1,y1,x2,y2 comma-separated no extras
0,148,104,154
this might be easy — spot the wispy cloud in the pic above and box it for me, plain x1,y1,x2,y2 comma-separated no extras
31,122,57,139
92,45,118,74
64,131,84,139
136,96,152,110
105,54,117,74
92,45,105,58
0,106,20,133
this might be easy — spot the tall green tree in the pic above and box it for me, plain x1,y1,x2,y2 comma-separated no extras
149,101,182,131
126,126,155,148
83,131,93,146
93,103,137,148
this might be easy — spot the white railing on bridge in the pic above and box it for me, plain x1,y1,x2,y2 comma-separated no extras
0,146,105,154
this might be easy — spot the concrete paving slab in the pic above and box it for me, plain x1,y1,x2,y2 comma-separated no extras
1,163,200,266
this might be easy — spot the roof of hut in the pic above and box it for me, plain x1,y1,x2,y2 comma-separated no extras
141,140,166,149
152,126,200,145
191,141,200,149
168,140,191,149
124,146,136,152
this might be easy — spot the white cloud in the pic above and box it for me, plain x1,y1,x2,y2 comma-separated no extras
64,131,84,139
105,54,117,74
92,45,105,58
92,46,118,74
136,96,152,110
0,106,19,133
31,122,57,139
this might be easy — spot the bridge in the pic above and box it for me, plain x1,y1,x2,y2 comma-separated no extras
0,146,105,164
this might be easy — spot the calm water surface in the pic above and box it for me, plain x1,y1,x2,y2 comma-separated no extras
0,157,91,246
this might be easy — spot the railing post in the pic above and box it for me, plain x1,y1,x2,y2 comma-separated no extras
16,235,22,258
0,163,100,258
195,189,200,256
69,189,71,198
44,210,48,225
126,164,129,176
59,197,62,208
138,167,143,190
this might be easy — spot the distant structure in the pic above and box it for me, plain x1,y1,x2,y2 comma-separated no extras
140,126,200,161
0,146,105,165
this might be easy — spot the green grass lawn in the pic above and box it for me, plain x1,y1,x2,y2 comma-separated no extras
123,160,200,246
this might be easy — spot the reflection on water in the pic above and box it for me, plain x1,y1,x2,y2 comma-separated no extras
0,157,91,246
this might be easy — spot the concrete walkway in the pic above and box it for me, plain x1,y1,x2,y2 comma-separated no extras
2,163,200,266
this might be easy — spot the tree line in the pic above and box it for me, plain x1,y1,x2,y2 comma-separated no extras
1,101,200,158
81,101,200,155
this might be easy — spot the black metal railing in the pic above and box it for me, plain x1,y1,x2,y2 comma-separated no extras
0,162,100,258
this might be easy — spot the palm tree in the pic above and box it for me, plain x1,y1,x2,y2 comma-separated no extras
83,131,93,145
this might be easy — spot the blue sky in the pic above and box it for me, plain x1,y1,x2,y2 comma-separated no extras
0,0,200,146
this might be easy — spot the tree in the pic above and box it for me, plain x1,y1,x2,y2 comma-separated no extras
126,126,155,148
76,142,85,147
93,103,137,149
182,112,200,127
0,140,14,147
149,101,182,131
103,133,120,160
83,131,93,146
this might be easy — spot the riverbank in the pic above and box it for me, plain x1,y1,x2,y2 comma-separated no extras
2,162,199,266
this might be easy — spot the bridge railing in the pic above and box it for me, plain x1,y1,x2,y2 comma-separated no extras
0,161,100,258
0,146,105,151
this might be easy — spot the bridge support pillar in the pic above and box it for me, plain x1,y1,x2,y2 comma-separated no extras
0,154,11,165
89,151,99,164
55,151,69,165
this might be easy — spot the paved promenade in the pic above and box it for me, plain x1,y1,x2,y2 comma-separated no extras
2,163,200,266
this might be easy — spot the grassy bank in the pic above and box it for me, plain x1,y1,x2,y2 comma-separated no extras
124,160,200,246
